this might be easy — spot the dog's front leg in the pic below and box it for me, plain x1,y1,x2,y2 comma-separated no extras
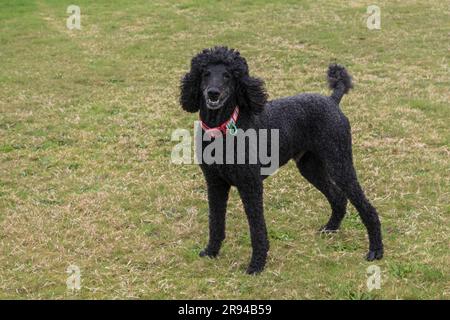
237,181,269,274
199,178,230,258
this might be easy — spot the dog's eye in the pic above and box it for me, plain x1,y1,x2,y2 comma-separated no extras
223,72,231,80
203,71,211,78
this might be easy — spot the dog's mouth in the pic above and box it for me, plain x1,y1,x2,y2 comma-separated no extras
204,90,229,110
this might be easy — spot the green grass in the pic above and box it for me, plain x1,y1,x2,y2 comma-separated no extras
0,0,449,299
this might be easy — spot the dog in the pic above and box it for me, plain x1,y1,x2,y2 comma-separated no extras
179,46,383,274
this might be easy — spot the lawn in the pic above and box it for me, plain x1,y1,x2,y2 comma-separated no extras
0,0,448,299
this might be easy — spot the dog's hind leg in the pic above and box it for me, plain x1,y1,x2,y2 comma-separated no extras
320,151,384,261
295,152,348,232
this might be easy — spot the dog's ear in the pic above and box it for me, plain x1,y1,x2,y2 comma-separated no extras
236,75,268,114
180,70,201,113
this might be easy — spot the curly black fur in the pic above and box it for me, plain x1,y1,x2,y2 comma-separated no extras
181,47,267,115
180,47,383,274
327,63,353,103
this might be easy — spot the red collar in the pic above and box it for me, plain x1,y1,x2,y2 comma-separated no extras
200,106,239,138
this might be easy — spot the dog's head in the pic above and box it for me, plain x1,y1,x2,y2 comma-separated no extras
180,46,267,115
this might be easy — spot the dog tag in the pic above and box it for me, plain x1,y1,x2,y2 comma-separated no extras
228,122,238,135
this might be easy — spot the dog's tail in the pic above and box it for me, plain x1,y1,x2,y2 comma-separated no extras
327,64,353,104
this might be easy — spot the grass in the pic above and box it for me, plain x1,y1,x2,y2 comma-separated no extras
0,0,449,299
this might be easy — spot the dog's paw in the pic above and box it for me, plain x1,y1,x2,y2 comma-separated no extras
366,248,384,261
246,264,264,275
319,225,339,234
199,248,218,258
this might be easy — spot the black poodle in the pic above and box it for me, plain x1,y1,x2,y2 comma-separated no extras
180,46,383,274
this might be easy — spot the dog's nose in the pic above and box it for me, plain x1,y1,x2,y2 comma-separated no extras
207,88,220,101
